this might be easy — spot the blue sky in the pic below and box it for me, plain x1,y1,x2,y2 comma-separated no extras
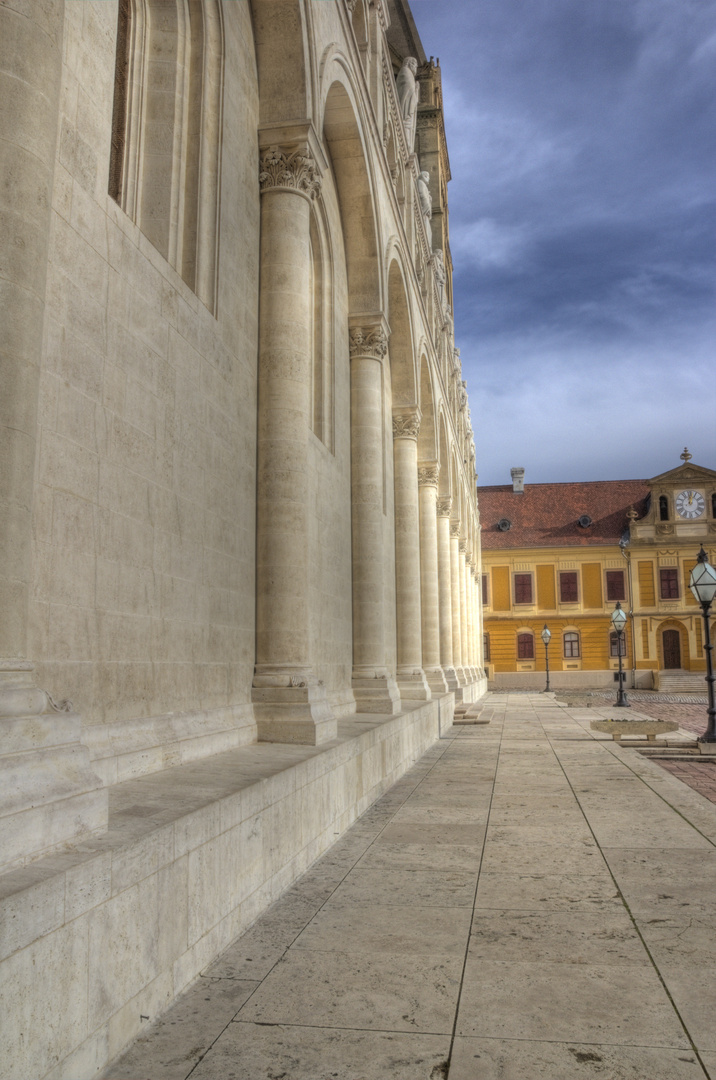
411,0,716,486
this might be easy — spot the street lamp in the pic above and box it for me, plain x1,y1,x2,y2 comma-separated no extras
541,625,551,693
611,602,630,708
689,546,716,742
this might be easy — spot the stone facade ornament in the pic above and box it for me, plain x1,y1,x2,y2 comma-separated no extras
349,325,389,360
259,145,321,200
418,465,440,488
345,0,359,11
392,409,421,440
431,247,446,311
417,170,432,237
450,521,461,538
459,538,468,553
396,57,420,151
437,497,453,517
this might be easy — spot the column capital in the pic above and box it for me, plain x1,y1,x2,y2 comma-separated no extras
436,496,453,517
348,314,390,360
392,407,421,441
418,464,440,488
459,538,467,553
259,144,322,201
450,520,461,539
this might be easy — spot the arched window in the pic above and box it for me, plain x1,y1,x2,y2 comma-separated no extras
517,633,534,660
659,495,669,521
564,632,580,658
109,0,223,312
610,631,626,657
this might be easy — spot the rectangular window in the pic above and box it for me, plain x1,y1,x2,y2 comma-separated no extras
514,573,533,605
483,633,491,661
610,631,627,657
482,574,489,605
606,570,625,602
559,572,578,603
563,632,580,658
660,568,679,600
517,633,534,659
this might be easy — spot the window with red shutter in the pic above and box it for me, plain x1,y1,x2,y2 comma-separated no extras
517,633,534,659
514,574,533,605
659,568,679,599
559,572,578,603
606,570,625,602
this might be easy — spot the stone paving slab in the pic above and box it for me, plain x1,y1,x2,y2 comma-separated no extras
103,693,716,1080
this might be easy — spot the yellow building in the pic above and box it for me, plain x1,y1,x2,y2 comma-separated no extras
477,454,716,691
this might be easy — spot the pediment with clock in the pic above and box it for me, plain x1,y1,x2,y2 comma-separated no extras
631,449,716,542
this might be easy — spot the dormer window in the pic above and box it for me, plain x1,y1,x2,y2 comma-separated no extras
659,495,669,521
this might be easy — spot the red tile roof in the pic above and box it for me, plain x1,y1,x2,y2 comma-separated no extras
477,479,650,550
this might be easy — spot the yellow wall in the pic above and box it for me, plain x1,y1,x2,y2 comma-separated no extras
537,564,555,609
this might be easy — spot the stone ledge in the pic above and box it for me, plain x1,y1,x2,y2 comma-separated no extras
0,693,462,1080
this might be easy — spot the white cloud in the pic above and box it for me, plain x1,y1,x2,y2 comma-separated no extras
451,217,531,269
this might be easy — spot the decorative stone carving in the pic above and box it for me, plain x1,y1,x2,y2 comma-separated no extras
349,325,389,360
459,538,467,553
437,497,453,517
431,247,446,310
656,524,674,536
459,381,468,412
450,521,461,539
392,409,421,440
345,0,359,11
396,57,420,151
418,465,440,488
259,145,321,200
417,170,432,237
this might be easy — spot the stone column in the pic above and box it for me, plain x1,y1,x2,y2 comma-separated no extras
436,497,458,691
0,0,108,874
468,562,477,675
253,139,336,745
418,465,448,695
459,539,470,683
349,319,400,714
393,409,430,700
450,521,466,686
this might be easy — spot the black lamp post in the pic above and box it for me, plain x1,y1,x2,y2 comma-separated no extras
690,547,716,743
611,602,630,708
541,625,551,692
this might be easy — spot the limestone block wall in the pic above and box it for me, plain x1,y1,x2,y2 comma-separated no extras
29,3,261,780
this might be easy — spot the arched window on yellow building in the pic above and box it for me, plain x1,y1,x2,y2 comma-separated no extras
564,631,580,658
517,632,534,659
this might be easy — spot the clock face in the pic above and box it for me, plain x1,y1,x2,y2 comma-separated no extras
675,489,705,519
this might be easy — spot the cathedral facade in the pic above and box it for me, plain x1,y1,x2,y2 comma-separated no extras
0,1,484,1074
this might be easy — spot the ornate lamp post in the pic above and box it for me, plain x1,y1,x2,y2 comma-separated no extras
689,547,716,743
611,602,630,708
541,625,551,693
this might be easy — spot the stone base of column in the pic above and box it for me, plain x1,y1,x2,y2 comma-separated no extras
442,667,460,692
0,663,108,875
396,668,432,701
351,669,401,715
253,669,337,745
454,667,468,687
424,667,449,695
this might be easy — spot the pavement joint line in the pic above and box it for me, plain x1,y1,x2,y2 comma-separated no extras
543,708,711,1080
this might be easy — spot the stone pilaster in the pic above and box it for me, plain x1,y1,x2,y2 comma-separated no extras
458,539,471,683
418,466,448,695
0,0,108,872
437,498,458,691
393,409,430,700
253,136,336,745
349,317,400,714
450,521,466,686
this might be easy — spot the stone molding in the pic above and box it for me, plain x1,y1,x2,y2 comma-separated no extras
349,325,389,360
436,497,453,517
259,145,321,200
418,465,440,488
392,408,421,441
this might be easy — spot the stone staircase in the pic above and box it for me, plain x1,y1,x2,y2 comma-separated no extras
654,670,708,694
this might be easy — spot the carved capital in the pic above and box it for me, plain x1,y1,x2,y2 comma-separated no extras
437,497,453,517
259,145,321,200
392,408,421,441
450,521,461,538
418,465,440,488
345,0,359,11
459,539,467,553
349,325,389,360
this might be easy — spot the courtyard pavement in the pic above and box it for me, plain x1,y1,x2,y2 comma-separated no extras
103,693,716,1080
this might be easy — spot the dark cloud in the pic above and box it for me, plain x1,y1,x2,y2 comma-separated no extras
411,0,716,483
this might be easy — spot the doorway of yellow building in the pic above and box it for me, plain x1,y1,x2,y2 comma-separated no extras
658,622,689,670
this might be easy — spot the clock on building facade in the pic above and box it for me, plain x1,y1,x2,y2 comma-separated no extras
675,490,705,519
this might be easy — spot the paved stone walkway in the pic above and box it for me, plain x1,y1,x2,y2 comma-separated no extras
103,694,716,1080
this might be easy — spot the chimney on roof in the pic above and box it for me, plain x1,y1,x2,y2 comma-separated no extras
511,467,525,494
